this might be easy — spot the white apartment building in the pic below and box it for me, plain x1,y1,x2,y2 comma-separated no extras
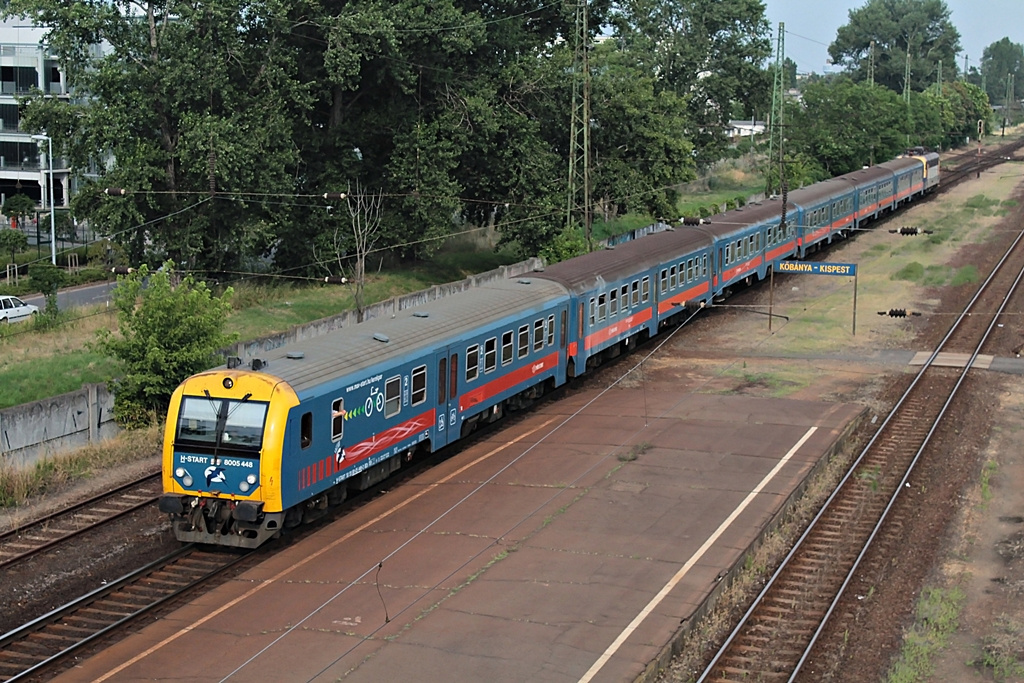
0,17,69,221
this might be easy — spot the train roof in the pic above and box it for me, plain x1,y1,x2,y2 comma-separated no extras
875,156,921,173
233,277,568,395
534,228,711,291
699,197,796,240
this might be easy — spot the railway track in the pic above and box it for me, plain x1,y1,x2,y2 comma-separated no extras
697,191,1024,681
0,545,250,682
0,473,162,571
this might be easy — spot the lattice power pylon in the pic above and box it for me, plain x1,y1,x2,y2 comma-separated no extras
765,22,785,197
566,0,593,250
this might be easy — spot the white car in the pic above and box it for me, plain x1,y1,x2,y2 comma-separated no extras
0,295,39,323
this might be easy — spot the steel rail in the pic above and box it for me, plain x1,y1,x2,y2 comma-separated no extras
0,473,162,570
698,181,1024,682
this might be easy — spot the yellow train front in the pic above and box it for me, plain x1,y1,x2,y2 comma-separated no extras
159,368,300,548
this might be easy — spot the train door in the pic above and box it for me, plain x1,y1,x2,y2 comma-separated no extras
435,348,460,447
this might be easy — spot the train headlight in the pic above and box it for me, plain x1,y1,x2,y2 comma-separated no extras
239,482,250,493
246,474,257,485
223,377,234,389
175,467,185,478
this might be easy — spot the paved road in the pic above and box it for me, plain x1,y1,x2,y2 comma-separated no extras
22,280,116,311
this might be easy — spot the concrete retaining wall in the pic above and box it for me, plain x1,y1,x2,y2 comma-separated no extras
223,258,544,364
0,383,118,470
2,258,544,471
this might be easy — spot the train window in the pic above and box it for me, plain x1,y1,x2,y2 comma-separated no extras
533,319,544,351
438,357,447,403
669,266,677,289
560,310,567,347
609,289,618,316
501,331,513,366
736,239,744,258
547,314,555,346
412,365,427,405
767,226,773,244
301,412,312,449
589,298,596,326
620,285,628,310
660,269,668,293
687,259,694,282
641,276,650,302
385,376,401,418
466,345,479,382
702,255,708,277
631,280,639,307
725,244,731,264
518,325,529,358
597,294,607,322
484,338,496,373
332,398,344,441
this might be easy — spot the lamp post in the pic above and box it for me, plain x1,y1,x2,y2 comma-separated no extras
30,133,56,265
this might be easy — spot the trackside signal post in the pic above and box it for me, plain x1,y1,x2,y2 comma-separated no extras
773,261,859,335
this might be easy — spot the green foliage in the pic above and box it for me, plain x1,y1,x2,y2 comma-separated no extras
981,37,1024,105
828,0,962,93
27,262,66,322
892,262,925,282
539,228,588,265
790,78,907,175
611,0,772,169
0,228,28,264
950,265,979,287
888,586,965,682
1,195,37,232
92,261,237,427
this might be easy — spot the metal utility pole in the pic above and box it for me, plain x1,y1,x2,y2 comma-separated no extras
937,60,942,96
766,22,785,196
962,54,968,80
566,0,592,251
868,40,875,87
903,44,912,145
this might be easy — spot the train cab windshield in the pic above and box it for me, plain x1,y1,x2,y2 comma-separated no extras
175,396,269,456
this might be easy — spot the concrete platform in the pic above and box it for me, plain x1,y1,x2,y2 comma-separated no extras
57,387,863,683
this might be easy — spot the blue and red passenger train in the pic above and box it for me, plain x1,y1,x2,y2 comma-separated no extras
159,151,940,547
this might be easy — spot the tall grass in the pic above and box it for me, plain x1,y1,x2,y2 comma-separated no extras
0,426,162,508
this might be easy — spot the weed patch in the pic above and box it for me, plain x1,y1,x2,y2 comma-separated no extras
892,262,925,282
887,585,965,682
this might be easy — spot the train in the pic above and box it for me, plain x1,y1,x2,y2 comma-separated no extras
158,151,940,548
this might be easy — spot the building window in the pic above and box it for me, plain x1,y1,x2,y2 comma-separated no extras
411,365,427,405
331,398,344,441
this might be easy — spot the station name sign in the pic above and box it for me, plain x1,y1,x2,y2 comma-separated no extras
778,261,856,276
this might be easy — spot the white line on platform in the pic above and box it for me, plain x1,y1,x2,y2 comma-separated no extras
576,425,819,683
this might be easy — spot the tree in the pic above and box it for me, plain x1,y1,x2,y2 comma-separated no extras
981,37,1024,105
828,0,962,93
2,194,37,233
789,78,907,175
0,228,28,265
4,1,310,274
611,0,772,168
316,181,382,322
27,262,65,320
93,261,237,427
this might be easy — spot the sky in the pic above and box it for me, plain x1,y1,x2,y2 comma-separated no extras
764,0,1024,74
